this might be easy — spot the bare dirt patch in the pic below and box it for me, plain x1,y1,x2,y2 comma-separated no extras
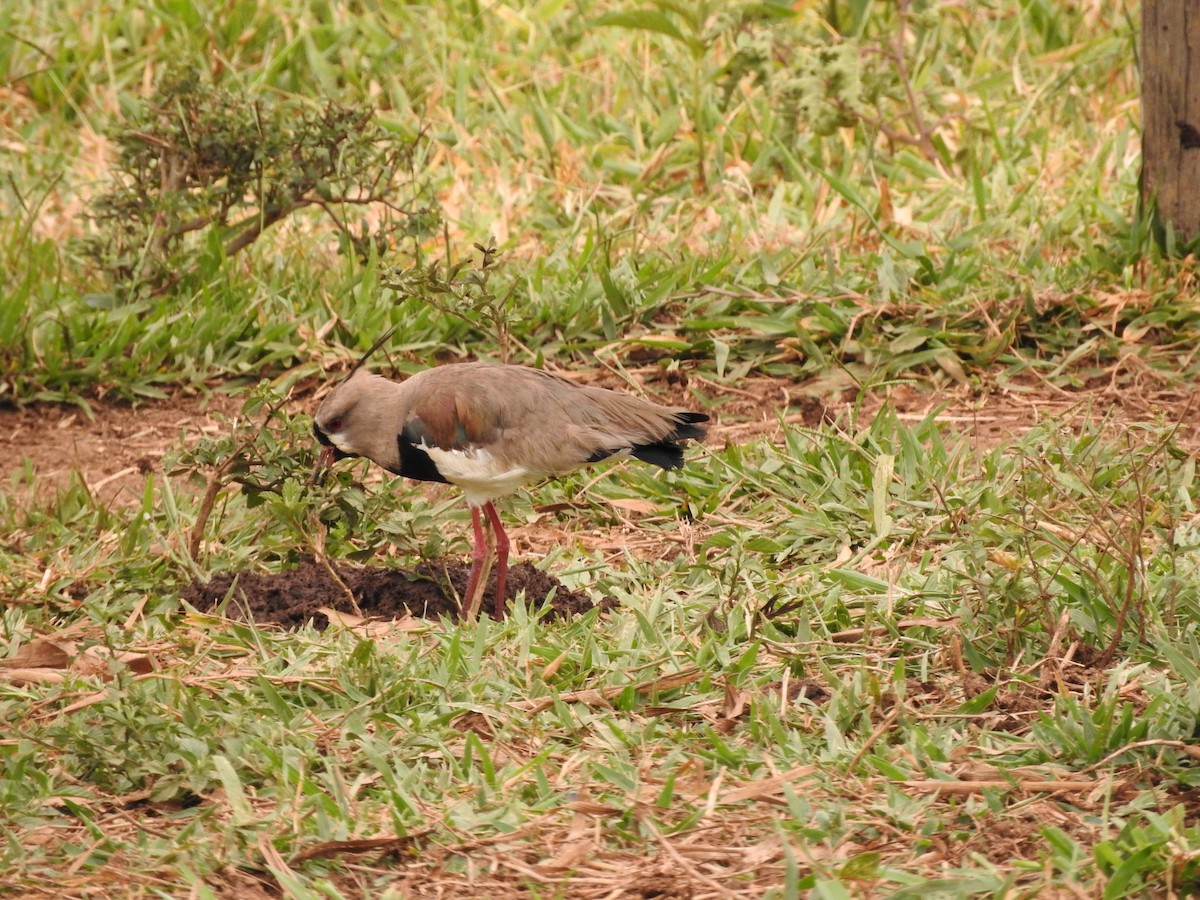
181,557,604,627
0,392,243,506
717,371,1200,454
7,368,1200,506
876,375,1200,451
8,370,1200,634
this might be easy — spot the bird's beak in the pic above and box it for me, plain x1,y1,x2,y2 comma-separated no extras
311,445,337,484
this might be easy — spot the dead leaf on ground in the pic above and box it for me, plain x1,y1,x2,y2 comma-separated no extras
717,765,821,805
509,666,704,714
317,607,426,637
0,636,155,685
0,637,74,670
607,498,658,515
290,831,431,864
538,838,596,872
2,668,69,685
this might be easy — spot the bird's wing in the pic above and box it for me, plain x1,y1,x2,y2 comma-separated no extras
408,365,701,477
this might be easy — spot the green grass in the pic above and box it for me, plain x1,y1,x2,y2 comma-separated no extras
4,0,1200,896
3,406,1199,895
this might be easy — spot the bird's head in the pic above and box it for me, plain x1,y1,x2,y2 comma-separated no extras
312,380,359,473
312,327,396,476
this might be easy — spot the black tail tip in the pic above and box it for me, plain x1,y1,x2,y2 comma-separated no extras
671,410,709,441
631,442,686,469
622,410,709,470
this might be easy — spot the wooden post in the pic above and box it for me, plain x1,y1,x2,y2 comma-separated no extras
1141,2,1200,242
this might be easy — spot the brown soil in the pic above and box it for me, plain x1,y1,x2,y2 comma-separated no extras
9,371,1200,506
6,369,1199,899
181,557,605,627
0,391,243,506
8,367,1200,633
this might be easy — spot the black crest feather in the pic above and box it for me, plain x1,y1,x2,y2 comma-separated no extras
343,325,397,382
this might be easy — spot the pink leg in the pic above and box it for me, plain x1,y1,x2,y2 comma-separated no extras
462,506,491,620
482,501,509,619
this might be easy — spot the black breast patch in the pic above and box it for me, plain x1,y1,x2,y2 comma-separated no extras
394,419,449,484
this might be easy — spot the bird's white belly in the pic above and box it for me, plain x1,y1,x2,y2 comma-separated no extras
421,444,533,506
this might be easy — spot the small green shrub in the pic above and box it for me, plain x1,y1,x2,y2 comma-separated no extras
83,69,438,297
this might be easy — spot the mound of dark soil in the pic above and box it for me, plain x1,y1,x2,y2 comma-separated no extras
182,557,605,628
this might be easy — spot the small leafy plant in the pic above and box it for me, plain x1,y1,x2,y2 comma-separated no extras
84,69,438,296
380,240,516,362
169,381,424,566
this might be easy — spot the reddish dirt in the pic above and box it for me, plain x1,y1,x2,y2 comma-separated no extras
7,367,1200,504
181,557,606,627
0,391,243,506
8,367,1200,632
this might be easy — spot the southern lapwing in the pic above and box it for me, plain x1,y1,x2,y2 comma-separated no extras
312,331,709,619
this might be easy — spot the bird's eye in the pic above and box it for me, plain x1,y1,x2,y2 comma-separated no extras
328,417,343,432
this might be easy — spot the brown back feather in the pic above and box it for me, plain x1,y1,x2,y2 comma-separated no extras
318,361,708,479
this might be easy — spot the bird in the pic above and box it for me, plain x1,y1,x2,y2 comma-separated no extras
312,330,709,619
